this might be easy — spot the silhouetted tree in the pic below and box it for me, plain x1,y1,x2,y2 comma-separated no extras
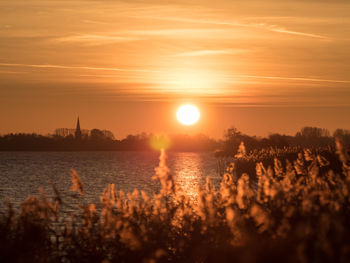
224,127,242,139
90,129,105,141
268,133,292,148
295,126,332,147
296,126,330,138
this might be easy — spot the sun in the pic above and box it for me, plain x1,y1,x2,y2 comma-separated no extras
176,105,200,126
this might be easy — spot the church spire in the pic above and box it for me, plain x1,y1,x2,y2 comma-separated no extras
75,117,82,139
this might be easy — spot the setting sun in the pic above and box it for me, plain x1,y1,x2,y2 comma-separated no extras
176,105,200,126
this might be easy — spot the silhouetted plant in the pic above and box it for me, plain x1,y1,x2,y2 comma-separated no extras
1,137,350,262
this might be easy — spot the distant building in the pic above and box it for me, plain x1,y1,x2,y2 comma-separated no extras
75,117,82,140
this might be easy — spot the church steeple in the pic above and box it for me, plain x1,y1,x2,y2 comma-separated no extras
75,117,82,139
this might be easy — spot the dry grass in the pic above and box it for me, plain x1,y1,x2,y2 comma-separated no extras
1,141,350,263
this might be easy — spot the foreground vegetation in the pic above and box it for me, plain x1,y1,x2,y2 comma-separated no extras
1,137,350,262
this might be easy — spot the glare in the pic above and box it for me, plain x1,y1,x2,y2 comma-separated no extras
153,68,225,95
149,134,171,150
177,105,200,125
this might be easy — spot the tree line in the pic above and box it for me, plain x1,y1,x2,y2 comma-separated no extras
221,126,350,155
0,131,219,151
0,126,348,152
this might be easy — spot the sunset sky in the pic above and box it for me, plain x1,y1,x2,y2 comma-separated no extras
0,0,349,138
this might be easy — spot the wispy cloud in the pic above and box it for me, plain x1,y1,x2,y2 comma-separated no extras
226,74,350,84
0,70,25,74
265,26,327,39
211,20,328,39
129,28,230,38
52,28,237,44
131,15,329,40
53,34,141,45
174,49,247,57
82,19,109,25
0,63,158,73
1,63,349,85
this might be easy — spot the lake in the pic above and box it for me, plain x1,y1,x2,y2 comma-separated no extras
0,151,226,210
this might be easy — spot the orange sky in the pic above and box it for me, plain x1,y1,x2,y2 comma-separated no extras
0,0,349,138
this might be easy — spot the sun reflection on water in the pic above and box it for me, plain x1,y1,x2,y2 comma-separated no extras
172,152,203,199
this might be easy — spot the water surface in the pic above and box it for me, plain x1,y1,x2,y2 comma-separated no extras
0,151,223,209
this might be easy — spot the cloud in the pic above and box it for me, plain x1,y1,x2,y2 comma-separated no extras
82,20,109,25
0,63,158,73
129,28,230,38
0,70,25,74
53,34,142,46
1,62,349,85
226,74,350,84
130,15,329,40
174,49,247,57
211,20,328,39
264,25,327,39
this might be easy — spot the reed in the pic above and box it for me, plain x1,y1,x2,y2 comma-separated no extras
1,139,350,262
